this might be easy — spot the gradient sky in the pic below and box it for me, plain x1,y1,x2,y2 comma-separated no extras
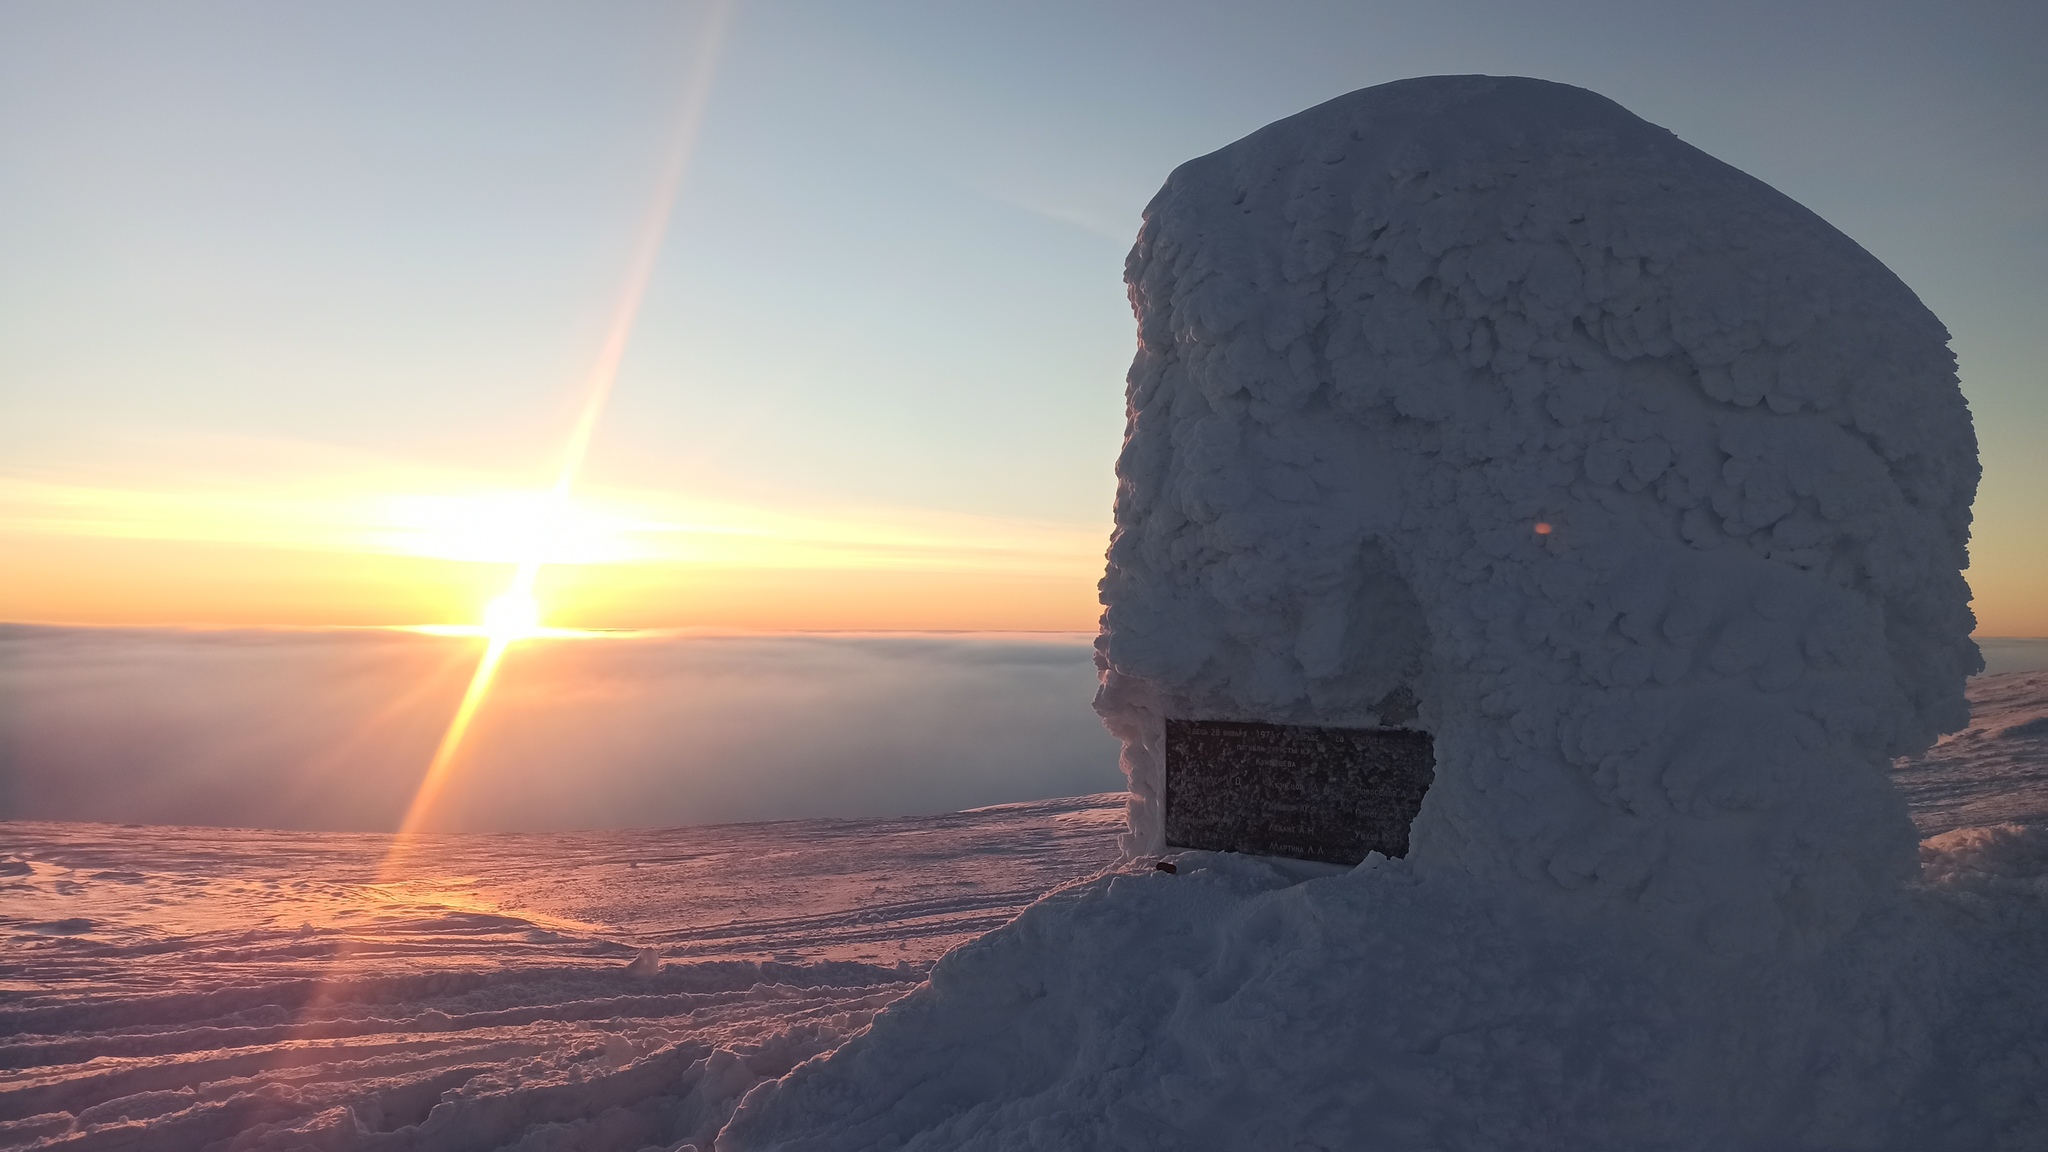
3,0,2044,633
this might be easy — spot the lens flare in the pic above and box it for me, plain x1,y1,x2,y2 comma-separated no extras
378,0,733,870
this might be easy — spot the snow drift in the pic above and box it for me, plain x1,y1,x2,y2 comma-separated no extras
719,77,2036,1150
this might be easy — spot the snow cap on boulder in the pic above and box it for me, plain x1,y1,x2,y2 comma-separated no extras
1096,74,1980,948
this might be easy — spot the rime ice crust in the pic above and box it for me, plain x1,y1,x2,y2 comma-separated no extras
1096,74,1980,948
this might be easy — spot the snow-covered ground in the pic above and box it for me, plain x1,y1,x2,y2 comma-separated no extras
1894,669,2048,834
726,674,2048,1151
2,674,2044,1151
0,797,1126,1150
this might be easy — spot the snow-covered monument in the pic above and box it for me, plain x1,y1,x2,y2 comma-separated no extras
724,78,2018,1150
1095,73,1979,948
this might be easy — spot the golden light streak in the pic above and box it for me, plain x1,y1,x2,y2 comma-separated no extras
382,555,543,858
380,0,734,862
389,634,511,844
549,0,732,502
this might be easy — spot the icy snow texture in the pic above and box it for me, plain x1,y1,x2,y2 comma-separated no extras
725,848,2048,1152
721,78,2025,1151
721,686,2048,1152
1893,669,2048,833
1093,73,1979,949
0,797,1125,1150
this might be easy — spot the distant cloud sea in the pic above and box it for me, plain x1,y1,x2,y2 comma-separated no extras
4,628,2041,835
0,626,1123,833
1977,637,2048,676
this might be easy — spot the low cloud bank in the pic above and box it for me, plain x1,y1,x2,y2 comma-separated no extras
1978,636,2048,676
0,626,1122,832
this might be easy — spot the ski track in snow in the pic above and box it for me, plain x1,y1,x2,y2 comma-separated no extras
0,669,2041,1151
0,796,1127,1151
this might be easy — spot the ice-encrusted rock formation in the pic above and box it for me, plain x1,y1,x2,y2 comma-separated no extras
720,79,2027,1152
1098,73,1979,951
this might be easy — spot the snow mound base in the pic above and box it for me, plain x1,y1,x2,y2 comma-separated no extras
725,850,2047,1150
720,77,2021,1149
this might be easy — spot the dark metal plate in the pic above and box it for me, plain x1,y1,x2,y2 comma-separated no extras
1163,719,1434,865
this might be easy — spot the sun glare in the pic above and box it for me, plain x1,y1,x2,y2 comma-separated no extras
379,0,733,856
384,490,641,566
482,586,543,642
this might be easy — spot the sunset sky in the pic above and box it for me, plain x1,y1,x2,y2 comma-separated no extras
4,0,2044,635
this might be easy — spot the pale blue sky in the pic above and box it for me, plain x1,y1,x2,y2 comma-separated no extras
3,0,2044,625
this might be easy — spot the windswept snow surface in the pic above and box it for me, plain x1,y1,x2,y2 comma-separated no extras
722,77,2033,1150
1895,670,2048,834
0,797,1124,1150
724,677,2048,1152
1,679,2043,1151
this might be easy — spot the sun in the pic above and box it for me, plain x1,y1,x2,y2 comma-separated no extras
394,490,634,640
481,586,544,643
405,552,568,642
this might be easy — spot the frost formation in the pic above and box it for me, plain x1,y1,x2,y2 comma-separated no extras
1097,73,1979,947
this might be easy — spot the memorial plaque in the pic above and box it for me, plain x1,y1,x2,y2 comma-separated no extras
1163,719,1434,865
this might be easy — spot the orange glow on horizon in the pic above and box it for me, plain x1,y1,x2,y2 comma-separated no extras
0,531,1108,632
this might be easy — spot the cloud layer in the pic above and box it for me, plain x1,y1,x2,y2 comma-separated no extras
0,626,1122,832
